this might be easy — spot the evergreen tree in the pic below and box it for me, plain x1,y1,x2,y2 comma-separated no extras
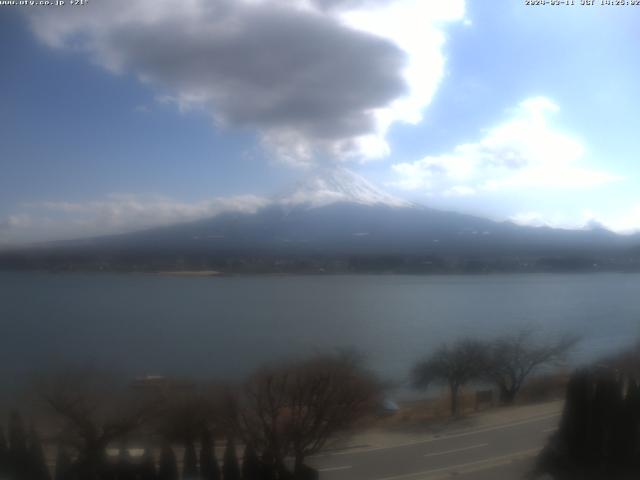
9,411,29,479
53,445,72,480
611,378,636,469
259,452,276,480
116,446,136,480
559,370,592,464
222,439,240,480
27,424,51,480
0,426,8,476
626,379,640,465
536,370,640,478
101,452,118,480
182,440,198,480
157,444,178,480
138,448,157,480
199,431,220,480
240,444,260,480
587,375,621,469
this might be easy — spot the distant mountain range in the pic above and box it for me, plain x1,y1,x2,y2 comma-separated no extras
2,169,640,273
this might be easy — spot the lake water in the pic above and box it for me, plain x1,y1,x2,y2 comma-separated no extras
1,272,639,388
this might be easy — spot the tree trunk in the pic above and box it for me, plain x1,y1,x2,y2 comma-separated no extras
450,383,460,417
499,386,517,405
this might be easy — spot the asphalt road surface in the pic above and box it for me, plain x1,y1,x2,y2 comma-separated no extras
309,412,560,480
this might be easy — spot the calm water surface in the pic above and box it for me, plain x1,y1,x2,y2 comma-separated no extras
1,272,639,386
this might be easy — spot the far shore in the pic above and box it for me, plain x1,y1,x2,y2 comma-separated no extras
154,270,223,277
2,268,640,277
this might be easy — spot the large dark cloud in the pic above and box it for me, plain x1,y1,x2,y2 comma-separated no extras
310,0,394,10
27,0,407,164
111,3,406,139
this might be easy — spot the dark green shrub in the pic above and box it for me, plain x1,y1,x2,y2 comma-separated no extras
222,439,240,480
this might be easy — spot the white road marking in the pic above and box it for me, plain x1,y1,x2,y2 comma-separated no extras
375,447,541,480
315,412,560,457
318,465,353,473
424,443,488,458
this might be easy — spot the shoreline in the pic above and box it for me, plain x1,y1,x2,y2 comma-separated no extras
154,270,223,277
1,269,640,278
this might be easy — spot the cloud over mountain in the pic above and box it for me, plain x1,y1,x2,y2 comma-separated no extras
0,194,267,245
391,97,622,195
26,0,464,166
0,169,409,244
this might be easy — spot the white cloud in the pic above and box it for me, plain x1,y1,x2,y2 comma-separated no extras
25,0,465,167
0,214,33,231
0,168,409,243
443,185,476,197
38,193,268,228
585,205,640,235
391,96,622,194
510,207,640,235
338,0,466,160
510,211,583,230
0,194,268,243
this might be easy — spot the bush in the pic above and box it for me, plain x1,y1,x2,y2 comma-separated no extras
518,373,570,404
535,369,640,479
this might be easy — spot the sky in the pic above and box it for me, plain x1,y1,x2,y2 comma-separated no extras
0,0,639,244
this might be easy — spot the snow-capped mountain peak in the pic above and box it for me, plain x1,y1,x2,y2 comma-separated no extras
277,168,412,208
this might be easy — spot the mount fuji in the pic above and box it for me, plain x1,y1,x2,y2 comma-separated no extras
275,168,412,209
1,169,640,273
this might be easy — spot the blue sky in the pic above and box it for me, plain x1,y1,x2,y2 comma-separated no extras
1,0,639,243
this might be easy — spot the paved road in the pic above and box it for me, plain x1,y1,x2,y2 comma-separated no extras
309,412,560,480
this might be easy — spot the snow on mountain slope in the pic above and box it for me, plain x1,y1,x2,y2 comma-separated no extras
276,168,413,209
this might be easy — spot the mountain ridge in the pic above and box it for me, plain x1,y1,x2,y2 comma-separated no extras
1,169,639,273
1,200,639,273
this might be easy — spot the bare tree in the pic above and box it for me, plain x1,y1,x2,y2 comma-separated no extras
484,328,578,404
412,339,486,417
235,352,380,478
36,367,164,479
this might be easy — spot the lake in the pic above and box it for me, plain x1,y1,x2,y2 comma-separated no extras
1,272,639,388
